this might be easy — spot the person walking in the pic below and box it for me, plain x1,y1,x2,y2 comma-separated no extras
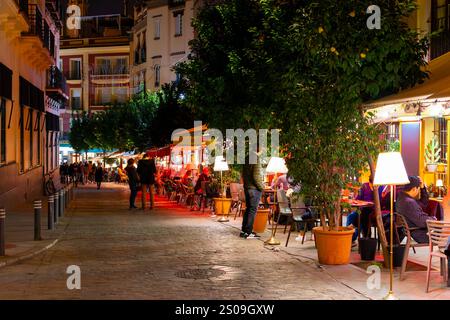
125,158,139,209
137,153,157,210
240,152,264,239
95,163,104,190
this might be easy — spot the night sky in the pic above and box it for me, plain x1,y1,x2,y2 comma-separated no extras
62,0,135,16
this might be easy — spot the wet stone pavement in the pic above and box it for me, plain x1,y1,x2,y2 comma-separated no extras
0,183,368,300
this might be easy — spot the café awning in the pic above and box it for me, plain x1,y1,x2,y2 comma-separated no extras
365,51,450,108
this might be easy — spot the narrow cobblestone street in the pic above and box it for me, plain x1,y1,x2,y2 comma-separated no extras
0,183,367,300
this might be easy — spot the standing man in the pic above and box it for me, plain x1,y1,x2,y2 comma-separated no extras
240,152,264,239
95,163,104,190
137,153,157,210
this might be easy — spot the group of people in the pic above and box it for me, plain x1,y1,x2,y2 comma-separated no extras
346,175,439,245
125,154,157,210
60,161,104,189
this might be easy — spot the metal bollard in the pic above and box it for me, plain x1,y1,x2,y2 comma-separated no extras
48,195,54,230
59,189,64,217
65,187,69,209
54,193,59,224
33,200,42,241
0,208,5,256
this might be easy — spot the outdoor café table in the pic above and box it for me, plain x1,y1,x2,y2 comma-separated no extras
341,199,374,250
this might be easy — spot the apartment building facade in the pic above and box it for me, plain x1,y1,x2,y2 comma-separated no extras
59,0,133,162
130,0,194,94
0,0,66,207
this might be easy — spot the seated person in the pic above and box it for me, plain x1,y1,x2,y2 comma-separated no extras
396,176,437,244
346,177,387,241
194,167,211,194
182,170,193,187
271,173,290,191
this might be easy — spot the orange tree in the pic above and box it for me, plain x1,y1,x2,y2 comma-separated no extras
179,0,428,234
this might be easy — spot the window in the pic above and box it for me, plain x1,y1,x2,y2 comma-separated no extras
435,118,447,183
69,59,82,80
70,88,82,110
95,87,112,105
154,65,161,87
175,12,183,36
112,87,129,104
433,0,450,31
95,57,129,75
381,123,400,151
0,98,6,164
154,19,161,39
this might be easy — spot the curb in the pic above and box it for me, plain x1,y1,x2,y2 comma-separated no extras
0,239,59,269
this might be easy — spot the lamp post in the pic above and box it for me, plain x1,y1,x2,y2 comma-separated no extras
373,152,409,300
264,156,288,246
214,156,230,222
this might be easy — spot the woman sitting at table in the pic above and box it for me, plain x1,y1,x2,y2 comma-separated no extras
346,177,388,242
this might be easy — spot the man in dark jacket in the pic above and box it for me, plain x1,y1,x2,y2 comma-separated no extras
396,176,436,243
240,152,265,239
125,158,139,209
137,153,157,209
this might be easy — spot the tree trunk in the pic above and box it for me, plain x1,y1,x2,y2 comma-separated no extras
366,148,389,268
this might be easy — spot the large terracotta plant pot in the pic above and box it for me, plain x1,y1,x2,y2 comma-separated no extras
252,208,270,233
213,198,232,215
313,226,354,265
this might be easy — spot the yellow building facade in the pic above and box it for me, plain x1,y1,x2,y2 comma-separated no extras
367,0,450,196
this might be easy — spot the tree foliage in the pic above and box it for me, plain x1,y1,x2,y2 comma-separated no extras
178,0,429,229
68,81,195,153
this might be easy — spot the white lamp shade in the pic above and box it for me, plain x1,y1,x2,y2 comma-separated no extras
213,156,229,172
436,179,444,187
266,157,288,174
373,152,410,186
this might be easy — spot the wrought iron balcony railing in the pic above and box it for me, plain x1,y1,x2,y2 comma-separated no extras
46,66,68,100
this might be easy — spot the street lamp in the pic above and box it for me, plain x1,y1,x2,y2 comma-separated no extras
373,152,409,300
264,156,288,246
214,156,229,222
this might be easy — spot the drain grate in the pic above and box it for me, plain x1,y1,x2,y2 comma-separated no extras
175,267,226,280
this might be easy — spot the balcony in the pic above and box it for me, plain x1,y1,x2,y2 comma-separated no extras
0,1,28,40
20,4,55,69
46,66,69,101
45,0,63,27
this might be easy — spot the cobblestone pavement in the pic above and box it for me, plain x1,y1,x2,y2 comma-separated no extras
0,183,368,300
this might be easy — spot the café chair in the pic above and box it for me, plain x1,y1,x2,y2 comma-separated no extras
425,220,450,292
273,189,292,237
230,183,243,219
393,213,429,281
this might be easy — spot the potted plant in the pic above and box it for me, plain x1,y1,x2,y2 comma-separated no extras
425,136,441,172
387,139,400,152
